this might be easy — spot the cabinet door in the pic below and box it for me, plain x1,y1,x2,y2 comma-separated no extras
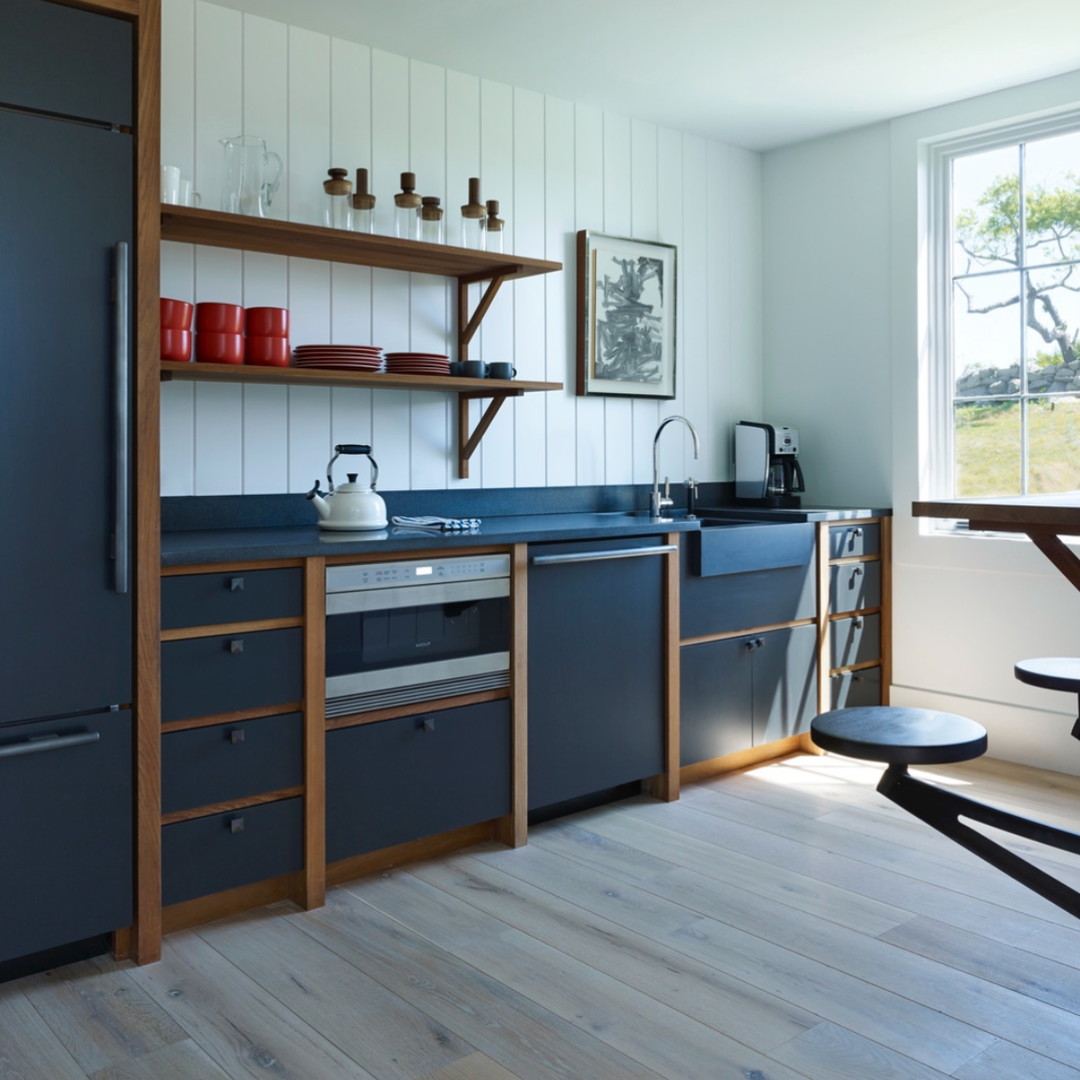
326,701,510,862
679,637,753,765
527,538,665,810
752,624,819,745
0,711,131,964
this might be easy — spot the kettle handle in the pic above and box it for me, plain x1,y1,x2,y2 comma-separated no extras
326,444,380,492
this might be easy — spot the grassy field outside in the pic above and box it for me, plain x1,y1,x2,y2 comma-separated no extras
955,396,1080,496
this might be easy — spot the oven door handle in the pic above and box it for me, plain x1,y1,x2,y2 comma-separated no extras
530,544,677,566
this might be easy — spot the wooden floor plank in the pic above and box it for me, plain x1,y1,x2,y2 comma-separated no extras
18,955,187,1074
125,930,379,1080
954,1036,1080,1080
294,889,671,1080
417,1052,524,1080
87,1038,233,1080
335,880,812,1080
768,1020,955,1080
386,855,820,1051
474,834,993,1074
193,908,477,1080
0,989,87,1080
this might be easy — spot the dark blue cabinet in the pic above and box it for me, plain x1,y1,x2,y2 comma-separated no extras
680,625,818,765
527,537,666,811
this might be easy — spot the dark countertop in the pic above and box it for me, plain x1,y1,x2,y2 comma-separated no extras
161,500,892,566
161,511,700,565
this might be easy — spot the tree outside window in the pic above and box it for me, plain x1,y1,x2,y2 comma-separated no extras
948,128,1080,497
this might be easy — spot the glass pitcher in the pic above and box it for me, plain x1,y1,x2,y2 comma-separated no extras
220,135,283,217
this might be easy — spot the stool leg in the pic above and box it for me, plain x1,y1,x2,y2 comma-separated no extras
1072,694,1080,742
878,764,1080,920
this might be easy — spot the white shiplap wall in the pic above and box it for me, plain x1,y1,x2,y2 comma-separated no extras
160,0,763,495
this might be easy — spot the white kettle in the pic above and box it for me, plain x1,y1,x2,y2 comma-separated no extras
306,444,388,530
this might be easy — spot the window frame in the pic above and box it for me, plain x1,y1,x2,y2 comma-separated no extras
925,109,1080,515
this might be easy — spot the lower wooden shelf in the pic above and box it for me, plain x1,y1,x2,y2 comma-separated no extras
160,360,563,479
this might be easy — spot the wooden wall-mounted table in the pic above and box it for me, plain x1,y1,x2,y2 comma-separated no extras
913,495,1080,592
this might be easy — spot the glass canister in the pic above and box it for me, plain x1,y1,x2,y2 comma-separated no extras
484,199,504,253
394,172,422,240
420,196,445,244
459,176,486,249
323,168,353,230
350,167,376,234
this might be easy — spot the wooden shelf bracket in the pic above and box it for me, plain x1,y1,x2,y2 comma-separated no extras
457,390,523,479
456,269,517,362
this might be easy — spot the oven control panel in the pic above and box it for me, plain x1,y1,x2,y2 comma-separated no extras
327,554,511,593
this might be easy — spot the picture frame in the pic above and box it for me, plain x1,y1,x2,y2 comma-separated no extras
576,230,677,399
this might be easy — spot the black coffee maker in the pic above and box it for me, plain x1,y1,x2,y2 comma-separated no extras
734,420,805,507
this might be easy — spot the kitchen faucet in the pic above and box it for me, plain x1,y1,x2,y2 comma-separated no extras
651,415,700,519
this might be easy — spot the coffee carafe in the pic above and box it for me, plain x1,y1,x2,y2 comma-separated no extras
220,135,282,217
734,420,805,507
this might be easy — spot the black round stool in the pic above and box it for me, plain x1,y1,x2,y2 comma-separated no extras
1015,658,1080,741
810,705,987,766
810,705,1080,920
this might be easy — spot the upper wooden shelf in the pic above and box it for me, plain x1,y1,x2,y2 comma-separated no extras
160,205,563,281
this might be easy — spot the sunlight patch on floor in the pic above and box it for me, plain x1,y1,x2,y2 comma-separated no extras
744,753,975,789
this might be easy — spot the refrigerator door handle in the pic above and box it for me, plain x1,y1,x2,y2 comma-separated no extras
0,731,101,760
113,240,130,594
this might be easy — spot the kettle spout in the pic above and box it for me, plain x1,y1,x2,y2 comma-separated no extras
306,480,331,520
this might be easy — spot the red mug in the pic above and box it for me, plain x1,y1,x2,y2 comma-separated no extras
245,335,291,367
160,328,192,361
246,306,289,337
196,331,244,364
195,302,244,334
160,297,193,330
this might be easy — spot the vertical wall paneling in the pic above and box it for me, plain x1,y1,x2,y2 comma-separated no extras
630,119,662,484
729,146,764,454
408,60,451,490
478,78,516,488
369,49,413,491
513,88,547,488
543,96,578,487
159,0,762,496
601,113,634,485
704,141,732,481
573,103,606,486
445,69,483,489
658,133,708,488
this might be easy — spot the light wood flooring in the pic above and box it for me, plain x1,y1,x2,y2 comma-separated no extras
6,751,1080,1079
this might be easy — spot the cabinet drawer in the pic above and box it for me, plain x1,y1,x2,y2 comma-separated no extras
162,712,303,814
161,796,303,907
326,700,510,862
829,523,880,559
162,568,302,630
830,613,882,669
830,667,883,709
829,561,882,613
161,628,303,724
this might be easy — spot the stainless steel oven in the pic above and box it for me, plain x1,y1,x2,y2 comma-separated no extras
325,554,511,718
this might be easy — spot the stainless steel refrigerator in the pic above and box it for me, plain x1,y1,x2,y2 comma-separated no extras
0,0,134,975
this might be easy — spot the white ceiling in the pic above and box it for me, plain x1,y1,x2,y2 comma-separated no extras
208,0,1080,151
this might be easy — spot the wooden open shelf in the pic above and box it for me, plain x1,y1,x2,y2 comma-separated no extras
161,205,561,281
160,206,565,478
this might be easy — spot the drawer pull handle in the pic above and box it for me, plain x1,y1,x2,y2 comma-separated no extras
853,566,864,576
852,528,863,537
853,616,864,629
229,576,245,592
228,816,245,833
530,544,677,566
229,639,244,654
422,717,435,733
228,728,245,744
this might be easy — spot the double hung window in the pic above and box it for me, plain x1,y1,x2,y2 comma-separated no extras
929,117,1080,498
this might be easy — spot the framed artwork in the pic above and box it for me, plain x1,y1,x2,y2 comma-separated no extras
576,230,677,398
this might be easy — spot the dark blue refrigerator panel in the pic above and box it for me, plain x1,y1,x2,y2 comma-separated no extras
0,0,132,123
0,107,133,724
